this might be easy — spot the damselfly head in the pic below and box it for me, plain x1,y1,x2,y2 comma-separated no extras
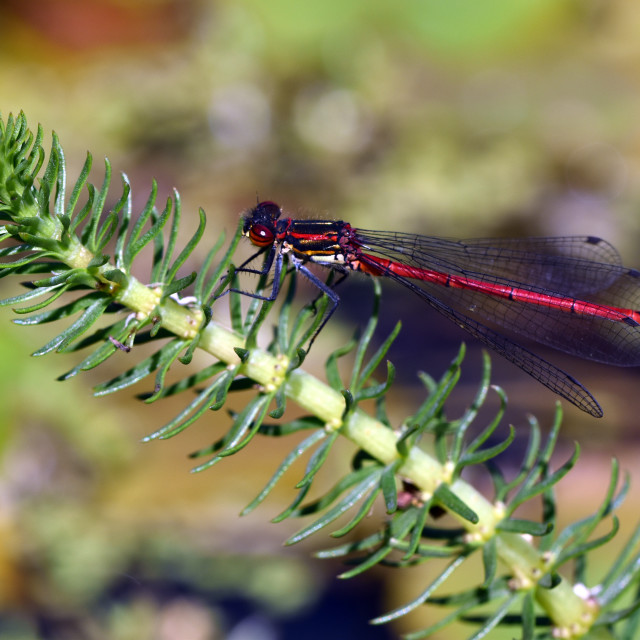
256,201,282,220
243,200,282,247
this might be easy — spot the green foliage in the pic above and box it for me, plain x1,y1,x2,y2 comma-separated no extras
1,112,640,638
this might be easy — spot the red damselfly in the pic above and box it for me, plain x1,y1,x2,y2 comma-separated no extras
231,200,640,418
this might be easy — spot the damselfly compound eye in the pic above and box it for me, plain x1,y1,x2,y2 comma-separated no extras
249,223,275,247
256,201,282,221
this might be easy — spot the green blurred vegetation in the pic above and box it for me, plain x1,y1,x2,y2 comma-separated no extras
1,0,640,638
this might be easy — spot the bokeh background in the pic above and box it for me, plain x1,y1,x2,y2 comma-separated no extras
1,1,640,638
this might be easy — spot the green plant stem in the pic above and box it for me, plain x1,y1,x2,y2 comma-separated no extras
64,254,595,633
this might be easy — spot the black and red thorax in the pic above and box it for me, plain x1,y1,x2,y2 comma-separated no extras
243,201,376,273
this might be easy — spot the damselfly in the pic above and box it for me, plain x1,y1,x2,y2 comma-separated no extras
230,200,640,418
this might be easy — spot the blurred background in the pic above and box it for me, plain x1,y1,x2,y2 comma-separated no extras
1,0,640,638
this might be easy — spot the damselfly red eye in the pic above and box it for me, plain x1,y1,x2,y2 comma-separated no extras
249,223,275,247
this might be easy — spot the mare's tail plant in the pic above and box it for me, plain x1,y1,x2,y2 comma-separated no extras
1,111,639,638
